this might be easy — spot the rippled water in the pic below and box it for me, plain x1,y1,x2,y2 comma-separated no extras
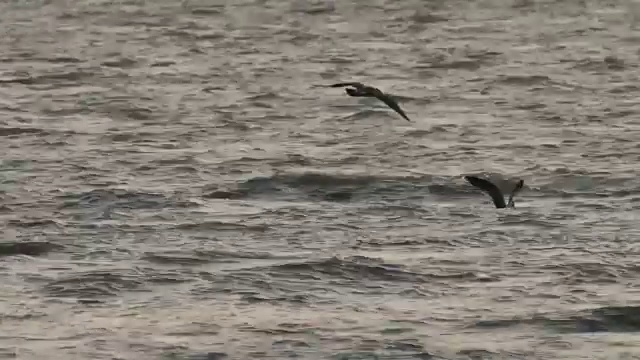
2,0,640,359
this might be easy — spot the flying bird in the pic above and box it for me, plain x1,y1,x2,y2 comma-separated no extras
323,82,412,122
464,176,524,209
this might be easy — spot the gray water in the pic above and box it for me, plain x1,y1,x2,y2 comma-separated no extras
1,0,640,359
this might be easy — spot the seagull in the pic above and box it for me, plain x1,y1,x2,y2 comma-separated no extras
323,82,412,122
464,176,524,209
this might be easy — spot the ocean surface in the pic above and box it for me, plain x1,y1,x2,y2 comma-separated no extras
1,0,640,359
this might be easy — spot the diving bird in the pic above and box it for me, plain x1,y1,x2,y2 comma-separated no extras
324,82,412,121
464,176,524,209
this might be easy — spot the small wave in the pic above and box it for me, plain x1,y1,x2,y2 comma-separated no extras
59,188,198,212
43,268,147,298
164,352,228,360
142,248,283,265
247,256,496,286
211,171,434,202
207,171,536,207
42,267,194,299
7,219,63,229
173,220,269,232
572,56,626,72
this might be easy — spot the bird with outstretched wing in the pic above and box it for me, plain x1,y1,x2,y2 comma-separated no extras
321,82,412,122
465,176,524,209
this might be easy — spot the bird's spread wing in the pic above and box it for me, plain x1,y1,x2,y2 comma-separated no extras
375,94,411,121
327,82,366,89
464,176,506,209
506,180,524,208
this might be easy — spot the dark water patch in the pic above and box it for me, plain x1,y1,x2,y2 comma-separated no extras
364,237,453,248
141,266,199,285
544,316,624,334
465,48,503,61
198,249,294,260
254,256,494,285
43,267,194,299
456,348,499,359
0,348,18,358
70,222,164,234
260,256,423,283
142,248,284,265
69,220,133,231
571,202,615,211
427,59,483,71
0,127,45,137
290,1,335,15
7,218,63,229
272,338,312,349
472,317,531,330
607,84,640,94
103,104,155,121
43,268,147,298
409,10,449,24
0,76,35,85
354,204,441,221
237,322,316,335
189,273,266,298
0,241,62,257
241,292,316,305
143,252,223,265
173,220,268,232
60,188,167,207
162,351,228,360
541,262,621,284
404,126,458,137
101,57,138,68
106,131,162,143
246,92,282,102
164,321,222,337
222,172,484,203
35,55,83,64
572,56,626,72
190,271,333,305
473,306,640,334
0,51,48,63
493,74,551,86
5,70,98,87
58,188,198,215
548,189,634,200
587,306,640,333
189,6,224,15
202,189,245,200
151,60,177,67
329,350,440,360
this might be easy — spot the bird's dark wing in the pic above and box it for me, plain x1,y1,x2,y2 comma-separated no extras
327,82,366,89
506,179,524,208
464,176,506,209
375,94,411,121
